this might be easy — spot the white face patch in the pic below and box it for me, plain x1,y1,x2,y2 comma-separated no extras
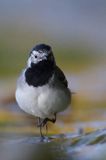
27,50,48,68
32,50,40,57
33,50,48,58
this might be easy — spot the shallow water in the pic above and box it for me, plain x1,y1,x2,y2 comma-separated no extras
0,129,106,160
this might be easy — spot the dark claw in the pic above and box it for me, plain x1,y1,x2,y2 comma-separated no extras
47,118,56,123
50,113,56,123
37,114,56,127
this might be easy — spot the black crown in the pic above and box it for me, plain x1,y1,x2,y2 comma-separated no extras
33,44,51,52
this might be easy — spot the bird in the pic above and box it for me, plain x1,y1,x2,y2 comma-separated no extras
15,43,71,138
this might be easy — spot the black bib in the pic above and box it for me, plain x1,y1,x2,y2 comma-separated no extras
25,60,54,87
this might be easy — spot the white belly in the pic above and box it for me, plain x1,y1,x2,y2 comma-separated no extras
16,83,70,118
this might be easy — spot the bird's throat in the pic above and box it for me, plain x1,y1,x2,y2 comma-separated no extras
25,60,54,87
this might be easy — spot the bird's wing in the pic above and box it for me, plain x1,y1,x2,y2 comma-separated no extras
54,66,68,87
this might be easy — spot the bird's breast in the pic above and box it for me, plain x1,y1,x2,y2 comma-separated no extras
16,81,70,118
15,83,39,115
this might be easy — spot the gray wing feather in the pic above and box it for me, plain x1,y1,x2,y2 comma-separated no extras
54,66,68,87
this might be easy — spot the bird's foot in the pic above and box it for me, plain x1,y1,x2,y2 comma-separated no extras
37,114,56,127
37,117,56,127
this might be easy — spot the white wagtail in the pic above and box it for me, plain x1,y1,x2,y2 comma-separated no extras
15,44,71,137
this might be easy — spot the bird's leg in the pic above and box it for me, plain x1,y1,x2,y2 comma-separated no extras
45,123,48,136
37,117,44,139
37,118,48,127
37,114,57,137
36,114,57,138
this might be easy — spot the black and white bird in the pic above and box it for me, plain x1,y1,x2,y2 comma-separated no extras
15,44,71,137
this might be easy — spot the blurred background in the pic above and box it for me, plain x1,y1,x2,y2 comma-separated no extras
0,1,106,159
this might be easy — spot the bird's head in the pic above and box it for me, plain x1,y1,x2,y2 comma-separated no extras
27,44,55,68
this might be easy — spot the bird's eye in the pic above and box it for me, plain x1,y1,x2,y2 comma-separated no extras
35,55,37,58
